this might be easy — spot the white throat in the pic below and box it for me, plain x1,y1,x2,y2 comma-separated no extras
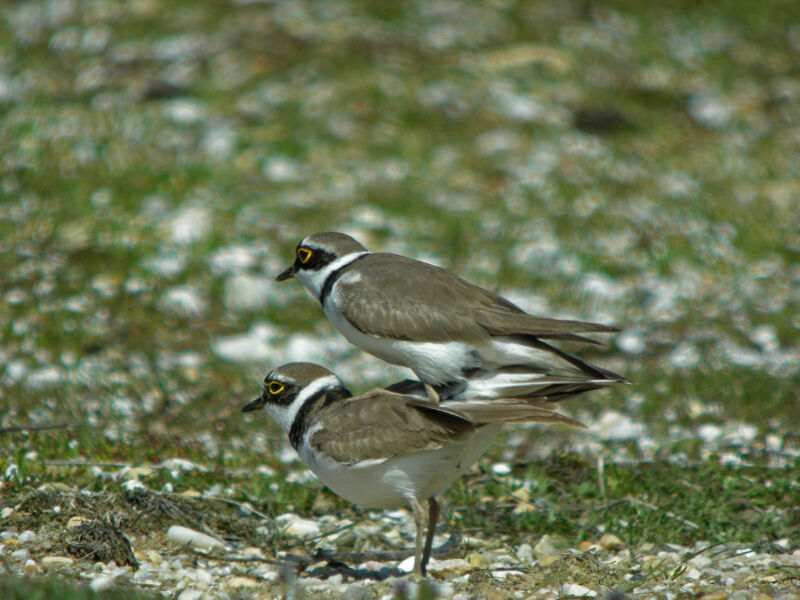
265,375,341,434
296,251,369,300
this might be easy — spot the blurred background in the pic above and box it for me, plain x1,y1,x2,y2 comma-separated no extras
1,0,799,563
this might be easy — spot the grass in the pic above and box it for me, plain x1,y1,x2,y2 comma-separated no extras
0,578,162,600
2,0,799,596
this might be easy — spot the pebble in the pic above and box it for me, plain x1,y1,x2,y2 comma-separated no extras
343,584,371,600
67,516,87,528
1,507,14,519
516,543,534,563
90,575,116,592
11,548,31,561
699,592,726,600
275,513,322,539
18,530,37,542
561,583,597,597
23,559,38,573
689,554,713,570
166,525,224,550
685,567,702,580
177,590,204,600
533,535,559,560
598,533,624,550
427,558,471,577
41,555,75,569
226,576,259,589
466,552,491,568
396,555,416,573
491,569,524,580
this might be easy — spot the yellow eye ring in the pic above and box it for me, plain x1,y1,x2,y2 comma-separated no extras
268,381,285,395
297,248,312,264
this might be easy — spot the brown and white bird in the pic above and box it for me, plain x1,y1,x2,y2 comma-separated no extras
276,232,628,401
242,362,585,576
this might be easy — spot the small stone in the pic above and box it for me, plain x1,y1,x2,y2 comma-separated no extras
343,584,371,600
1,507,14,519
427,558,471,576
491,462,512,475
534,535,559,560
67,516,86,528
23,559,38,573
227,576,259,589
578,541,596,551
89,575,116,592
166,525,224,550
241,546,264,558
689,554,712,570
18,530,37,542
396,555,416,573
539,555,560,567
11,548,31,561
275,514,321,539
145,550,164,564
466,552,491,568
41,556,74,569
561,583,597,597
685,568,702,580
599,533,625,550
491,569,524,580
516,543,534,563
699,592,726,600
177,590,204,600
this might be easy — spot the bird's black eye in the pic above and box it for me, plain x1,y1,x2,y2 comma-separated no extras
297,247,312,264
268,381,285,395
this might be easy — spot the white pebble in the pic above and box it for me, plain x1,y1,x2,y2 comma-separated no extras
18,530,37,542
617,331,646,355
491,462,512,476
685,567,702,580
396,555,415,573
224,274,273,312
492,569,524,579
209,246,258,275
561,583,597,597
177,590,205,600
90,575,116,592
11,548,31,561
516,543,534,564
275,514,321,539
160,286,207,317
166,525,224,550
688,554,712,570
41,555,74,569
212,333,273,363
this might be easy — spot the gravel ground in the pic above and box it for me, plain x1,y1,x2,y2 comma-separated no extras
2,0,799,598
2,500,799,599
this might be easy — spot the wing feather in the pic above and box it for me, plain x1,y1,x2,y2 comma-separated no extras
335,254,618,346
309,390,474,464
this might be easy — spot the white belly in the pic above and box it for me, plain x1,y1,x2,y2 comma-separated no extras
298,425,501,508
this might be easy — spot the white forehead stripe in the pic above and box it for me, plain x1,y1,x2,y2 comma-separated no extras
296,251,369,299
267,375,341,434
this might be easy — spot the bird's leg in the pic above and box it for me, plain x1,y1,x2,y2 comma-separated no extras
423,382,440,404
421,497,440,574
409,496,427,577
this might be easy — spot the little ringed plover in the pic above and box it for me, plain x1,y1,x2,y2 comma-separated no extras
242,362,585,576
276,232,628,399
